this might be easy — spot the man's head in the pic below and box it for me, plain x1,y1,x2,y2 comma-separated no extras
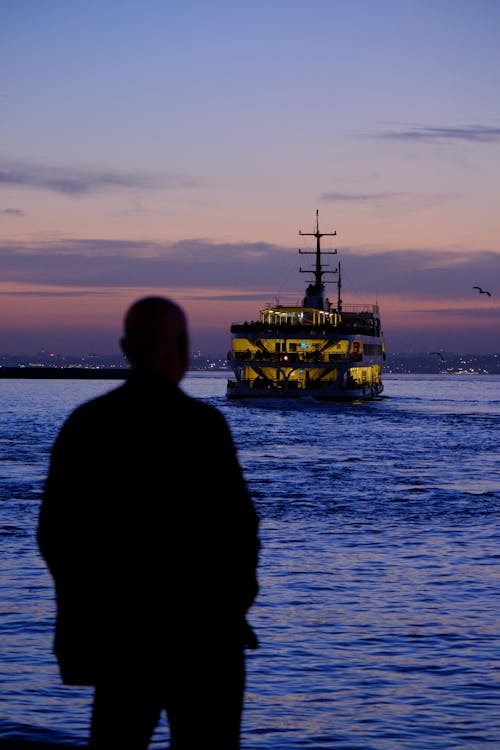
120,296,189,383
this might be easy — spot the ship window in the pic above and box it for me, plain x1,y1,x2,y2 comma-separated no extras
364,344,383,356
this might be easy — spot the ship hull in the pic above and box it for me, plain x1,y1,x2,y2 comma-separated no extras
226,380,384,401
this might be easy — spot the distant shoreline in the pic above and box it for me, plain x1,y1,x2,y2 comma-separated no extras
0,367,230,379
0,367,130,379
1,356,499,379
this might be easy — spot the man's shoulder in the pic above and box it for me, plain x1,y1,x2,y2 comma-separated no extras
61,381,228,432
63,383,128,423
181,389,227,421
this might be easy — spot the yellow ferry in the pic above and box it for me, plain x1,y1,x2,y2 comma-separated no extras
226,211,385,400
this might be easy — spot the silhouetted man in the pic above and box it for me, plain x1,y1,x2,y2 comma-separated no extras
37,296,260,749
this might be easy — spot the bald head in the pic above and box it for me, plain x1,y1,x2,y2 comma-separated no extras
120,297,189,382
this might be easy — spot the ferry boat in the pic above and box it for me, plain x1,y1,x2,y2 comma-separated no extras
226,211,385,400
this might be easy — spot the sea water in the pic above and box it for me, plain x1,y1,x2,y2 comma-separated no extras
1,373,499,749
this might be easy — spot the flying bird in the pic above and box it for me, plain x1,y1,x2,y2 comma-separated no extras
473,286,491,296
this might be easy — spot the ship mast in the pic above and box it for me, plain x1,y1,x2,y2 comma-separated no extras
298,209,338,310
337,260,343,312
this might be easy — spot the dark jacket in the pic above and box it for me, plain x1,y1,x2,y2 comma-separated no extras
37,374,259,685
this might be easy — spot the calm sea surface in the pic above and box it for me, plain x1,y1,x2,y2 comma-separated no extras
1,372,499,749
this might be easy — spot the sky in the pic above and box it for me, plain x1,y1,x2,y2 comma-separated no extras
1,0,499,356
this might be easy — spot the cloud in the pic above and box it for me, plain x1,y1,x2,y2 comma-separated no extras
405,305,500,318
0,238,498,302
338,248,500,299
0,238,282,289
377,124,500,144
319,191,403,203
0,289,109,297
318,190,459,214
0,159,197,195
0,208,25,216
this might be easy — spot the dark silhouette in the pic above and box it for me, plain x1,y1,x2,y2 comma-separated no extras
472,286,491,296
37,296,260,750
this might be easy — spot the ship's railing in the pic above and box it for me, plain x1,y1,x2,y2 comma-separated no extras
230,321,380,336
230,351,347,363
230,322,322,333
342,304,380,314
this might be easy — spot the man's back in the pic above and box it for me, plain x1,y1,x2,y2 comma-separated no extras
38,372,259,685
